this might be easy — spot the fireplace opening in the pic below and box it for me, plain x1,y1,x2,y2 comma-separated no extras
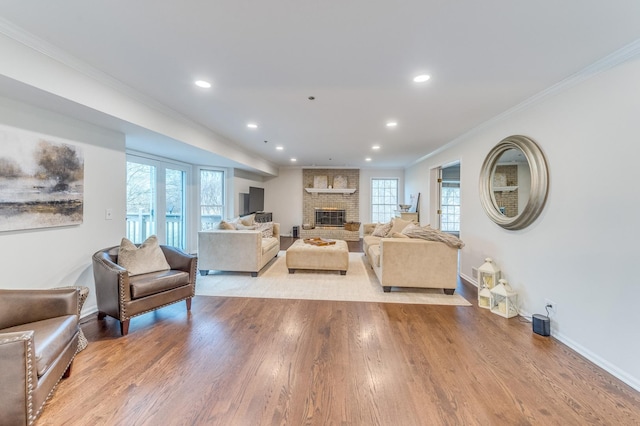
315,208,346,227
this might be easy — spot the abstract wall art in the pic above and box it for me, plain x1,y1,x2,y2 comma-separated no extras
0,124,84,232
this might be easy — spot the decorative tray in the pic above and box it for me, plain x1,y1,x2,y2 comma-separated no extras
303,238,336,246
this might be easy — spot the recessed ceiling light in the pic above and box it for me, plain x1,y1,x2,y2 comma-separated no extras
276,146,284,151
386,121,398,128
195,80,211,88
247,123,258,129
413,74,431,83
290,158,297,162
372,145,380,150
365,157,372,162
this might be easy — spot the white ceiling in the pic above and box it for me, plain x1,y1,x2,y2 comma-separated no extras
1,1,640,170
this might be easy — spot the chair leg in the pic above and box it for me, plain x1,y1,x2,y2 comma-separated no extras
186,298,192,311
120,320,130,336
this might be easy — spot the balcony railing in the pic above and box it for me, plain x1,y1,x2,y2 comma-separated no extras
125,213,220,250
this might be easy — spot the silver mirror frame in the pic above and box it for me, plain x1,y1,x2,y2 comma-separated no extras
479,135,549,230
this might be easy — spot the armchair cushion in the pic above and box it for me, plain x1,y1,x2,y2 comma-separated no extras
117,235,171,276
3,315,78,376
129,269,190,299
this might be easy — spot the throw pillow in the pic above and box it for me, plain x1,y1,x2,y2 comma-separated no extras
371,221,392,237
117,235,171,276
389,217,412,235
218,220,236,230
256,221,274,238
401,223,465,249
240,214,256,226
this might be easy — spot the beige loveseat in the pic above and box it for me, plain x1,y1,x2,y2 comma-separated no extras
363,222,460,294
198,223,280,277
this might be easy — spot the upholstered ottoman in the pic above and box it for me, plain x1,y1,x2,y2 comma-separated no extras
286,239,349,275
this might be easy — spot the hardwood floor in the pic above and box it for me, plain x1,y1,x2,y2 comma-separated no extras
36,239,640,425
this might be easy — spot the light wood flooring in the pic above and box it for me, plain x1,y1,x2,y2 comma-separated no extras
36,239,640,425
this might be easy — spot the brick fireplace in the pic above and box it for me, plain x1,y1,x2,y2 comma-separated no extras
301,169,360,241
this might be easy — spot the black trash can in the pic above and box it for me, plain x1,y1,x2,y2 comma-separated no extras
292,226,299,238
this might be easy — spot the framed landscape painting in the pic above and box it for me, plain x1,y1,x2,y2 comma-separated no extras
0,124,84,232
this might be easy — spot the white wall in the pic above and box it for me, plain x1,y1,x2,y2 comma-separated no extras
405,55,640,390
0,96,126,316
264,168,303,236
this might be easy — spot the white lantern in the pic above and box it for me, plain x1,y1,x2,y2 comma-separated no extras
477,258,501,309
490,279,518,318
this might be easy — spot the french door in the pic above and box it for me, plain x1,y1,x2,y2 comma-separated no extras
126,155,189,250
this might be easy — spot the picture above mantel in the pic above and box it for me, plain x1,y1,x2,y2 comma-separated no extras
305,188,356,194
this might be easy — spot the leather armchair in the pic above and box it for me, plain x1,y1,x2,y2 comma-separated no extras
0,288,82,426
92,245,197,336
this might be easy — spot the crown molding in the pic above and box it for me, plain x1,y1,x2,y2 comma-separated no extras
407,38,640,169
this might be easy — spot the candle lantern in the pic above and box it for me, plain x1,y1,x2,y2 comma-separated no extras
477,258,501,309
490,279,518,318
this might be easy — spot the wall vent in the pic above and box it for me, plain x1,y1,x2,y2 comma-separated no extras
472,267,478,279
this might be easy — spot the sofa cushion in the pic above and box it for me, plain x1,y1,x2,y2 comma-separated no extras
117,235,171,276
235,222,257,230
368,245,381,267
402,223,465,248
371,222,392,237
261,236,279,255
391,232,410,238
129,269,190,299
3,315,78,377
389,217,412,235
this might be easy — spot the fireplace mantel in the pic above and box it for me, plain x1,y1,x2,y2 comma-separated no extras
305,188,356,194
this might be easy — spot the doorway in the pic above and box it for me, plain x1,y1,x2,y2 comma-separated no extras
431,162,460,236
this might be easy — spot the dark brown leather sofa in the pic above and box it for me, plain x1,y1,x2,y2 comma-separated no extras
92,245,197,336
0,288,81,426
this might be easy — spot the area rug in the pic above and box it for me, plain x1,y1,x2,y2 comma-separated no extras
196,251,471,306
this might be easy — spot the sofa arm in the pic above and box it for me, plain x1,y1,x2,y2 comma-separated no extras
0,289,78,330
379,239,458,289
0,330,38,425
92,250,131,317
198,230,262,272
272,223,280,238
161,245,197,273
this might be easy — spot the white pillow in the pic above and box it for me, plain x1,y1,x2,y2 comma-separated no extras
117,235,171,276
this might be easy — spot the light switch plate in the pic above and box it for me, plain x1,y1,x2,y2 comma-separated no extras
105,209,113,220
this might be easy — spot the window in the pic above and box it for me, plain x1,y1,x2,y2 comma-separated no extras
200,169,225,230
441,182,460,233
126,156,189,250
371,178,398,223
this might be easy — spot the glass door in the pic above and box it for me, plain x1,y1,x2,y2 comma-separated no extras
126,161,157,243
165,168,186,248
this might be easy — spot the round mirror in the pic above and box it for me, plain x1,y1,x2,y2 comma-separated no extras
479,135,548,230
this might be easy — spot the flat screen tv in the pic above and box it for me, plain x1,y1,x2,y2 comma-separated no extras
248,186,264,214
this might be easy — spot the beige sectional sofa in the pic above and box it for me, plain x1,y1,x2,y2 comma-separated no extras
363,222,461,294
198,223,280,277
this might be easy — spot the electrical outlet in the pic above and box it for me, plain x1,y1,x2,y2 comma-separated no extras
472,267,478,279
544,299,557,316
